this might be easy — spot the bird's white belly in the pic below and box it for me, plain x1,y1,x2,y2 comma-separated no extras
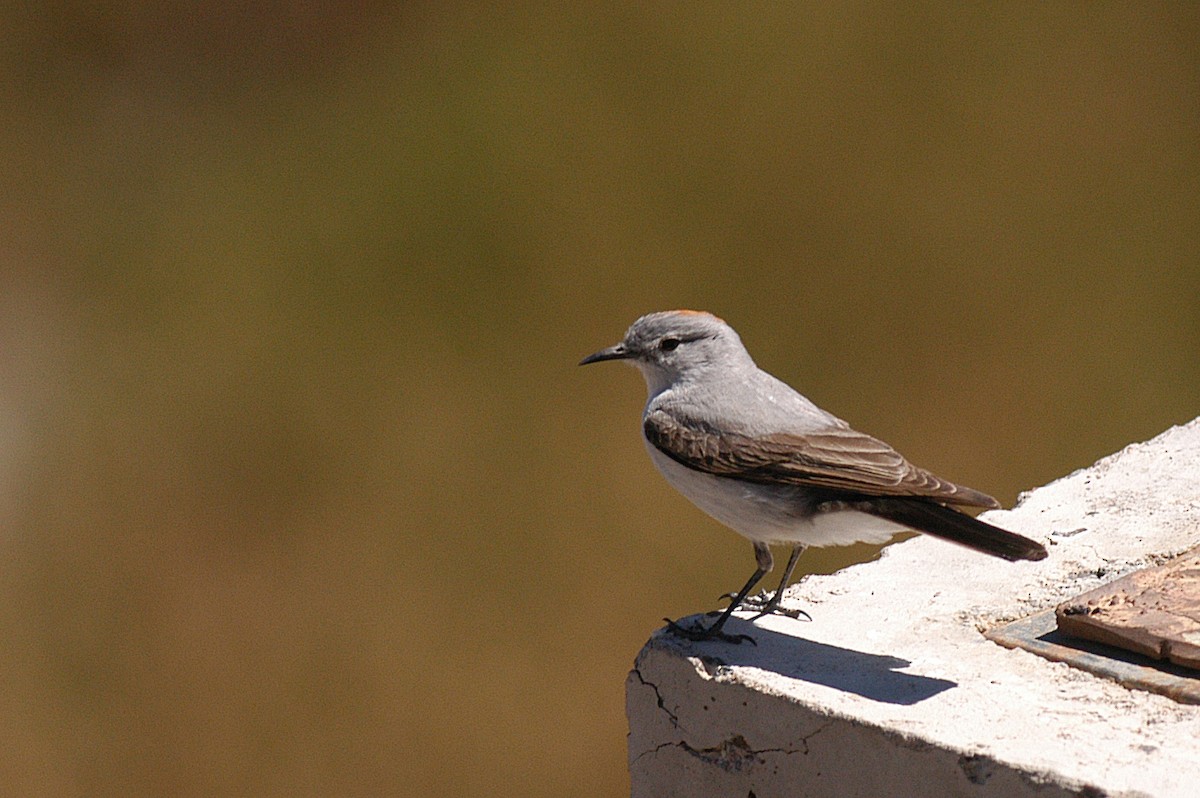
646,442,904,547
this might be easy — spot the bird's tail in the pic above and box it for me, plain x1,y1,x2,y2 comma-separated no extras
867,498,1048,562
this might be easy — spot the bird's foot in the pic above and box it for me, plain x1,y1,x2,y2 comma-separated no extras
720,590,812,622
751,603,812,622
663,617,756,646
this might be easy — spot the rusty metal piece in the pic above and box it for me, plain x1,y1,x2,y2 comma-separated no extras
986,609,1200,705
1055,546,1200,671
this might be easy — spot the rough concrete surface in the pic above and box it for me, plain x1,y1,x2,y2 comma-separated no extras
627,417,1200,798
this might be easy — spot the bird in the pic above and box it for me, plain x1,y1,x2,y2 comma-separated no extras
580,310,1047,644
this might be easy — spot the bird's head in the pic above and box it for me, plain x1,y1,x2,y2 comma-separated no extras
580,310,754,396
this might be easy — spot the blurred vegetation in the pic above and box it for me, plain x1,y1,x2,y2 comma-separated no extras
0,3,1197,796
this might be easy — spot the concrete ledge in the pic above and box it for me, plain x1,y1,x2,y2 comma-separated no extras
627,418,1200,798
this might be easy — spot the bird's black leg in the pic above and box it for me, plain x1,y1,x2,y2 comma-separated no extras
749,544,811,621
664,542,772,645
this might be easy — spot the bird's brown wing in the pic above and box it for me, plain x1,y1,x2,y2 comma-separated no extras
643,408,999,508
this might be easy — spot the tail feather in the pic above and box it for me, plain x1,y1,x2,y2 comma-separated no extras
867,498,1047,562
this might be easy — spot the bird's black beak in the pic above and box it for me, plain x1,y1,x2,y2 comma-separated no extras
579,343,630,365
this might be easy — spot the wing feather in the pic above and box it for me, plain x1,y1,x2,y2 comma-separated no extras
643,408,999,508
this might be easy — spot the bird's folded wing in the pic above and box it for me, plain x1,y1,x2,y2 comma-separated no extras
643,408,999,508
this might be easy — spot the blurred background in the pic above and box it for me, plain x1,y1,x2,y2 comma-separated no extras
1,3,1197,796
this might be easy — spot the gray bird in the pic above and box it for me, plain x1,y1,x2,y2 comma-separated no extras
581,310,1047,644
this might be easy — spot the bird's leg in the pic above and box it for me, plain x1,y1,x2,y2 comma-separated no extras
748,544,811,621
719,545,811,620
664,542,772,645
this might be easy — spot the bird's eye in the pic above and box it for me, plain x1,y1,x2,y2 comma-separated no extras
660,338,681,352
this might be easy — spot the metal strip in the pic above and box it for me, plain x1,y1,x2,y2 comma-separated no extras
985,608,1200,705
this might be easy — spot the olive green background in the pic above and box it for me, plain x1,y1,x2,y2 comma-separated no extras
1,4,1197,797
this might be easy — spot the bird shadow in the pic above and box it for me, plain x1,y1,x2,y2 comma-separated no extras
656,614,956,706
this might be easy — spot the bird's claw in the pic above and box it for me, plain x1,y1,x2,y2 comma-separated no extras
662,617,756,646
735,591,813,622
750,605,812,622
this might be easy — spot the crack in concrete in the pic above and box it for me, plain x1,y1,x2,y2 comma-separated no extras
630,739,679,767
795,720,834,756
631,668,681,729
632,721,835,769
680,734,759,772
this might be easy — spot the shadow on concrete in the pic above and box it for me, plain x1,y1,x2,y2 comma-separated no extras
657,614,957,706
